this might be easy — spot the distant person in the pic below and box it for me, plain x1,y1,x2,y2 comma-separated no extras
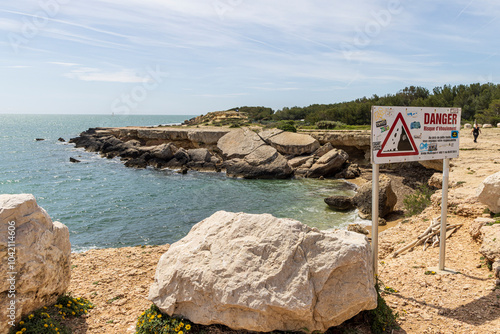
471,124,481,143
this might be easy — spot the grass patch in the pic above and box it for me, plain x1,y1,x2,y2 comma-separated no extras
403,184,433,217
9,295,93,334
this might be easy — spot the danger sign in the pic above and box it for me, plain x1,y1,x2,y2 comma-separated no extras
371,106,461,164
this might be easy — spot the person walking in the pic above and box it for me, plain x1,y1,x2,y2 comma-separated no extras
471,124,481,143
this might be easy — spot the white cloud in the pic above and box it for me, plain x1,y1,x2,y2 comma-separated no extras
48,62,79,67
63,67,146,83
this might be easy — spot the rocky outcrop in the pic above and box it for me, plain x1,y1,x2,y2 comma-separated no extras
70,127,361,179
264,131,320,156
148,211,377,332
224,145,293,179
476,171,500,213
305,148,349,178
324,195,355,210
0,194,71,333
353,174,397,218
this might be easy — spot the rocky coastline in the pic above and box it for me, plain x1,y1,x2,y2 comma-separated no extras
69,126,364,180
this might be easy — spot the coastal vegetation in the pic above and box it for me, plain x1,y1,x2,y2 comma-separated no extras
9,295,93,334
208,83,500,128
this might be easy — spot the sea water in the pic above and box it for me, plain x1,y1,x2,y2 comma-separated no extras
0,114,365,251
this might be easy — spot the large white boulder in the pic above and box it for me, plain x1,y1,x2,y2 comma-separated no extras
217,128,265,159
265,131,320,156
477,171,500,213
149,211,377,332
0,194,71,333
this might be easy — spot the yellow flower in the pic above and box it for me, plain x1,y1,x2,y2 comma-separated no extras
43,306,47,309
55,328,58,331
16,332,22,334
19,321,24,325
180,322,184,327
157,314,162,318
179,331,184,334
72,312,76,315
21,329,26,332
44,324,49,328
186,324,191,330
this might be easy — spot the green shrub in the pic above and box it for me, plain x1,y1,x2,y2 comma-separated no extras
367,282,399,333
403,184,434,217
9,295,93,334
136,304,193,334
277,121,297,132
315,120,346,129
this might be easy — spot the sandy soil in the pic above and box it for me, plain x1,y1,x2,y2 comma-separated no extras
67,128,500,334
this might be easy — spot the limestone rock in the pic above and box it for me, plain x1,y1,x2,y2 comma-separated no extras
0,194,71,333
464,123,472,129
217,128,265,159
288,155,313,168
353,174,397,218
476,171,500,213
497,123,500,128
479,223,500,263
419,159,443,171
428,172,444,189
257,129,283,142
150,143,178,161
148,211,377,332
306,149,349,178
314,142,334,157
347,223,369,235
324,195,355,210
187,148,212,163
469,218,495,241
224,146,293,179
335,163,361,179
266,132,320,156
483,124,493,128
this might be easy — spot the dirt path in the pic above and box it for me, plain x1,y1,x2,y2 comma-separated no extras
67,128,500,334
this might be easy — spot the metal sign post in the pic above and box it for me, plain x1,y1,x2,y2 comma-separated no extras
370,106,461,276
371,163,379,276
439,158,450,270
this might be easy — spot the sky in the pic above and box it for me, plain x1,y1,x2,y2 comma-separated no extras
0,0,499,115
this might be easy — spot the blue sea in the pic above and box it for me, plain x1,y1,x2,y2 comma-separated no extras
1,114,366,252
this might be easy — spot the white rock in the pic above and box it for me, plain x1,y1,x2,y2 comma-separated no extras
0,194,71,333
217,128,265,159
266,132,320,156
464,123,472,129
476,171,500,213
483,124,493,128
149,211,377,332
497,123,500,128
479,224,500,262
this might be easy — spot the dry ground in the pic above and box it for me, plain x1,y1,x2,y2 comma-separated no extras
67,128,500,334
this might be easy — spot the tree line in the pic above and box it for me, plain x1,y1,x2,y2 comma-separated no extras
229,83,500,126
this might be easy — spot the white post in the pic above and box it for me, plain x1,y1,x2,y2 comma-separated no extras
372,163,379,276
439,158,450,270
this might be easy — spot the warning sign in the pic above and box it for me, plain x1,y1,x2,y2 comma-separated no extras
371,106,461,164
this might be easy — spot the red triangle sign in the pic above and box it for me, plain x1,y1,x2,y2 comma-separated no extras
377,112,419,157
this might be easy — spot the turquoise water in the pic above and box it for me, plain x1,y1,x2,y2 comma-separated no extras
0,114,364,251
